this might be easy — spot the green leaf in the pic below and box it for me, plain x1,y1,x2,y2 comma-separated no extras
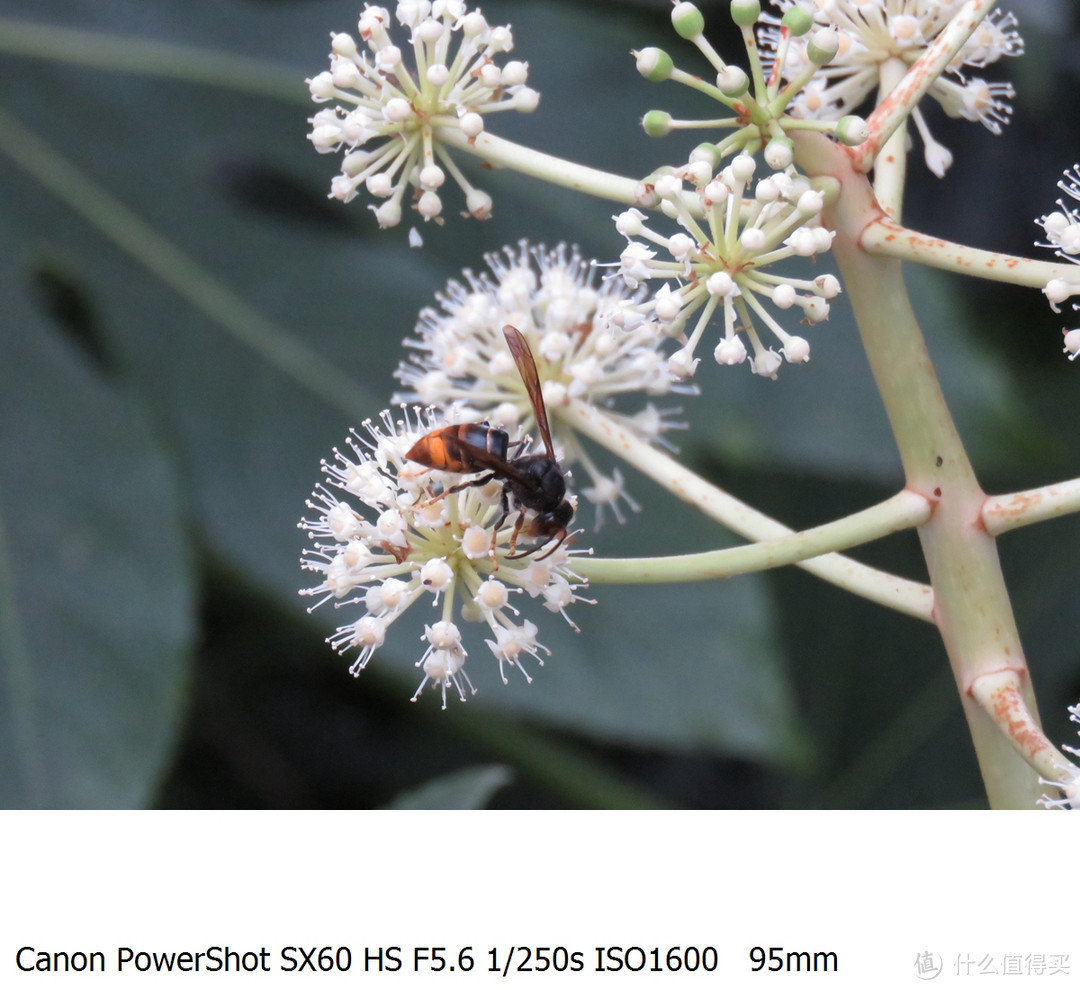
388,765,513,809
0,257,193,808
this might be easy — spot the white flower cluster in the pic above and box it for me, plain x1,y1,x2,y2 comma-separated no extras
760,1,1024,177
394,242,688,526
299,409,588,707
1037,165,1080,361
1038,703,1080,810
306,2,538,227
615,153,839,380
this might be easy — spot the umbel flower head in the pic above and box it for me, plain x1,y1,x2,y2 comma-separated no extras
635,2,870,168
306,2,539,227
759,0,1024,177
615,153,840,380
394,242,688,526
299,408,589,708
1036,164,1080,360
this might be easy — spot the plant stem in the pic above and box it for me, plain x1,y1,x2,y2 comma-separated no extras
968,671,1078,786
435,128,645,206
560,400,935,621
982,479,1080,535
577,490,930,583
850,0,998,172
796,129,1045,808
870,59,909,220
862,217,1073,289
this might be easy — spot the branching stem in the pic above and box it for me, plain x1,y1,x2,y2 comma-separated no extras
577,490,931,583
559,400,935,621
850,0,998,172
982,479,1080,535
795,129,1045,808
435,128,645,207
862,217,1075,290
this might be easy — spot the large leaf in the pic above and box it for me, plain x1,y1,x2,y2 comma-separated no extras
0,253,193,808
388,765,512,810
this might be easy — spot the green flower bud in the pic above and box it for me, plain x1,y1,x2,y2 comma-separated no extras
764,135,794,170
835,115,870,146
671,2,706,40
642,110,673,137
717,65,749,97
781,5,813,36
690,145,724,174
635,47,674,82
807,28,839,65
729,1,761,27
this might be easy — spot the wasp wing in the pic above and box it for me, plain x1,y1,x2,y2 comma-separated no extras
502,324,557,462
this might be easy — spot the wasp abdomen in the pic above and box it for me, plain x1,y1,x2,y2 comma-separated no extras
406,423,509,473
455,423,509,459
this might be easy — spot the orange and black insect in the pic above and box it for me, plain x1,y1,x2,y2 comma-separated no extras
406,325,574,560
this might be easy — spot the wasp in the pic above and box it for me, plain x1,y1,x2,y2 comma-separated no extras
406,325,574,560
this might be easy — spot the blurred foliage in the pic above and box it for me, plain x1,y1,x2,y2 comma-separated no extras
0,0,1077,808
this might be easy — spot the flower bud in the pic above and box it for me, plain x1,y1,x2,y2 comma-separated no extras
765,136,794,170
465,189,493,220
635,47,674,82
807,28,839,65
717,65,749,97
671,3,705,40
781,5,813,36
835,115,870,146
642,110,672,137
729,1,761,27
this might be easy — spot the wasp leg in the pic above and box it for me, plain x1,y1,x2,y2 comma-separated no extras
505,528,569,561
417,471,496,508
486,491,517,570
530,530,570,561
506,506,529,557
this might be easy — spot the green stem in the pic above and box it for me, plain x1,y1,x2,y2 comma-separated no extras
577,490,930,583
435,128,644,206
0,18,666,224
863,217,1073,290
870,59,909,220
559,400,934,621
796,130,1044,808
